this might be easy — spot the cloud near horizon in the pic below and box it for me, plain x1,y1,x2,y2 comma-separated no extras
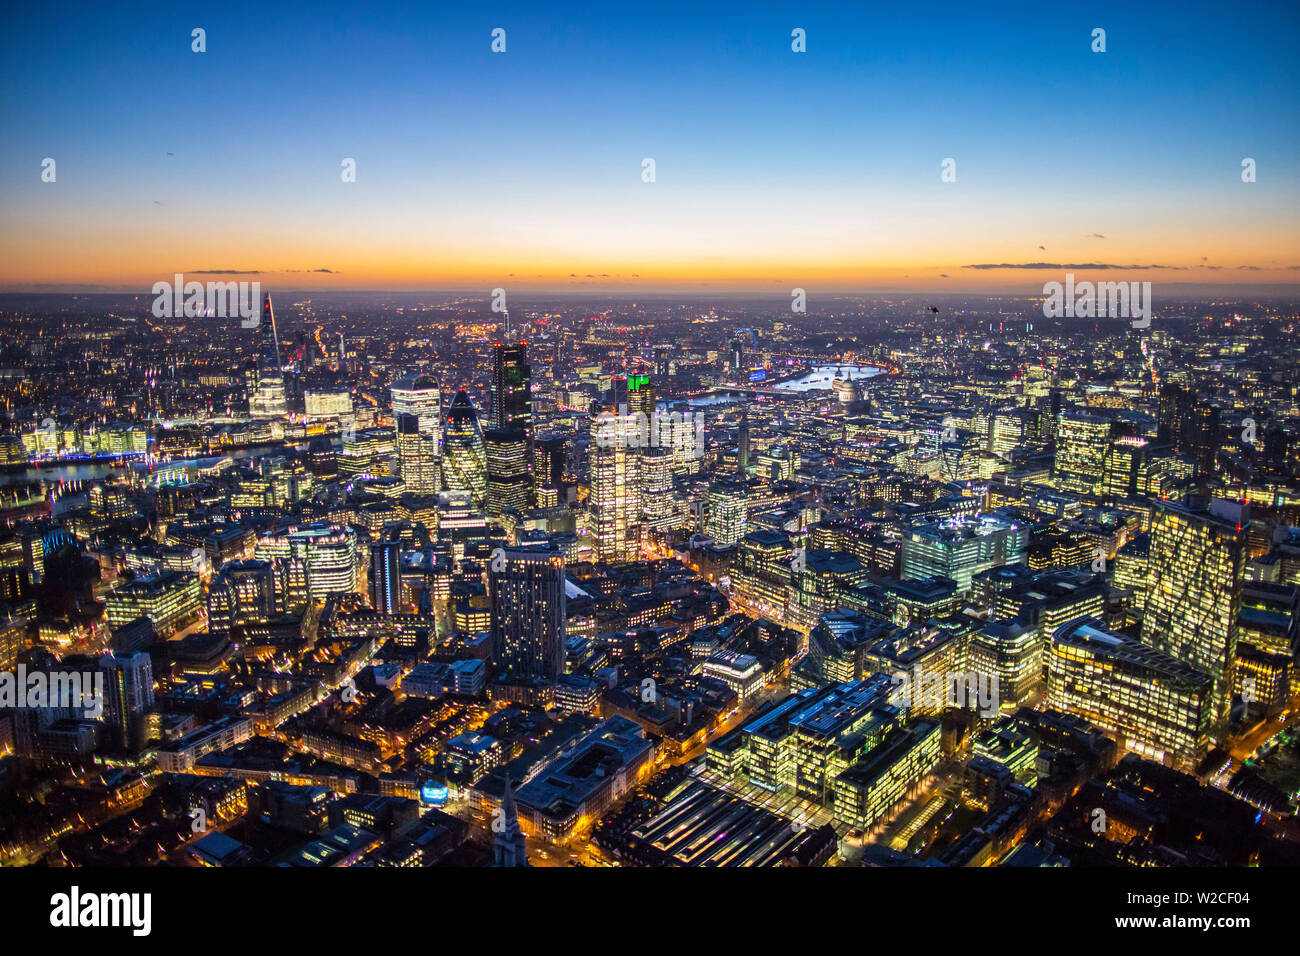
963,262,1187,271
187,268,339,275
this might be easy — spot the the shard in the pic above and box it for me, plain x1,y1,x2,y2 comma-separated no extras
249,293,289,418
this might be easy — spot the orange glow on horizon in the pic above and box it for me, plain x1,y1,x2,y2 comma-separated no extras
4,224,1299,293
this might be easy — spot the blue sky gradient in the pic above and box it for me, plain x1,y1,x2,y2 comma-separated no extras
2,0,1297,291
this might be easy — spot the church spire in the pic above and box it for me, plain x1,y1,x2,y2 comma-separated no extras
493,777,529,867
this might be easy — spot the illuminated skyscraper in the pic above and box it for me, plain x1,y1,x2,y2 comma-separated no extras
738,406,751,473
1053,410,1111,495
589,405,638,562
1158,383,1219,472
249,293,289,418
492,342,532,438
206,559,277,632
665,410,705,477
485,428,531,517
1102,434,1154,499
626,373,657,539
1048,617,1213,771
900,514,1028,594
396,413,439,495
1142,498,1248,727
254,524,359,601
640,442,675,531
968,618,1041,709
489,547,566,682
339,426,396,478
0,615,27,671
533,434,566,506
441,391,487,510
98,652,155,751
391,374,442,449
707,479,747,546
990,407,1034,457
369,535,403,615
626,373,654,422
734,529,795,619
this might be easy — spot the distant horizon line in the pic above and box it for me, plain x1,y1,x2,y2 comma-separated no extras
3,283,1300,300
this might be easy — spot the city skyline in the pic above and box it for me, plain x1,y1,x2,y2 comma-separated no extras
3,0,1300,902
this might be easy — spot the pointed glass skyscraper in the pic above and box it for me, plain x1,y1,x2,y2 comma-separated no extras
441,390,487,509
249,293,289,418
